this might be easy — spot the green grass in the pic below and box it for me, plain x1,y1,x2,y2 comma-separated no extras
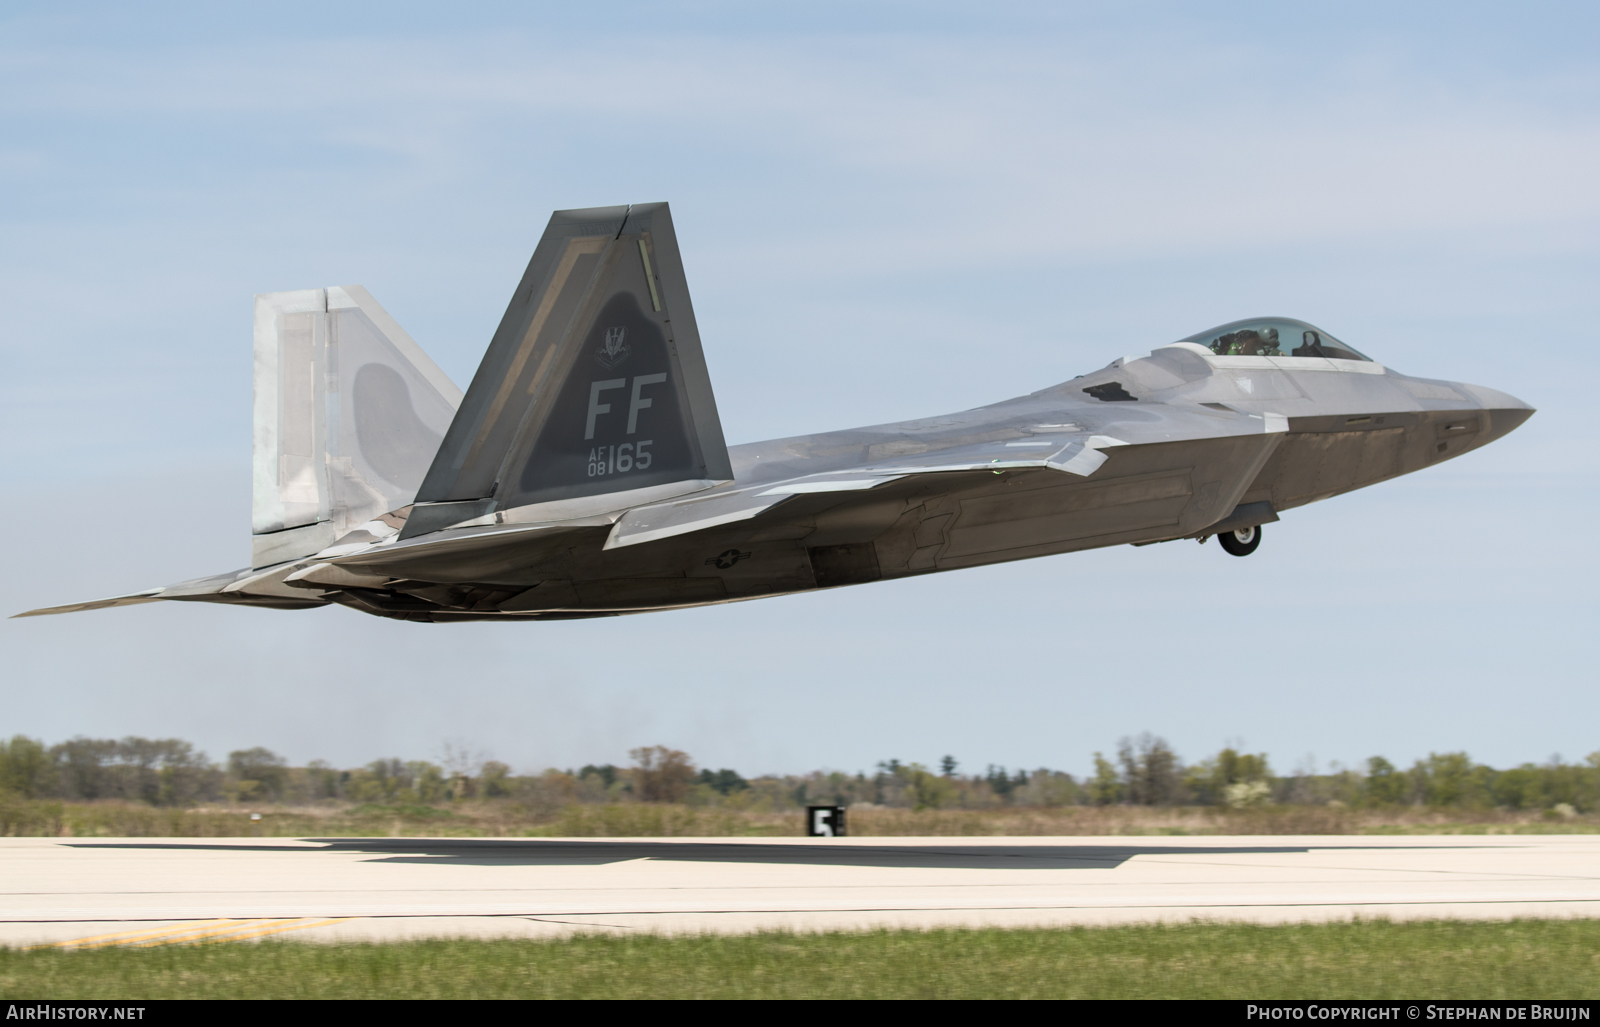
4,919,1598,999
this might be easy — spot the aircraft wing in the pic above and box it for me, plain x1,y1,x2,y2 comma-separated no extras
602,434,1138,549
607,402,1291,551
11,589,166,618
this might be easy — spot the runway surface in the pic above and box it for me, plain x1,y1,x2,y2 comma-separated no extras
3,835,1597,947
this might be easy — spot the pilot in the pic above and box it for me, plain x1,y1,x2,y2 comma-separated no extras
1259,327,1282,356
1213,329,1264,355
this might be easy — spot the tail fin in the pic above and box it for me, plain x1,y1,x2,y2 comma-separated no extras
404,202,731,538
252,286,462,567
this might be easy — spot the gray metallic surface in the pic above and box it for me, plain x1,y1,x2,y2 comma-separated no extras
406,203,732,541
14,206,1535,623
415,205,631,507
249,286,460,569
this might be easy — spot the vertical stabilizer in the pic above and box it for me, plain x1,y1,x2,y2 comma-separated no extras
406,202,731,538
252,287,461,567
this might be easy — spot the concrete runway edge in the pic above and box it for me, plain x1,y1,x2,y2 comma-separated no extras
2,835,1596,946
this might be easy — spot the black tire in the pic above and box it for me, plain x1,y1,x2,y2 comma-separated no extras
1217,523,1262,557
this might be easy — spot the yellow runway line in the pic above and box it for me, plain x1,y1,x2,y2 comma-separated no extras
187,918,350,945
34,919,255,951
134,920,294,947
42,917,350,950
122,919,305,948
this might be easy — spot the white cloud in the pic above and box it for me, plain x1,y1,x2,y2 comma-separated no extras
6,28,1597,274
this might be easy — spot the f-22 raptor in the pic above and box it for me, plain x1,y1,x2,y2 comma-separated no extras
19,203,1534,622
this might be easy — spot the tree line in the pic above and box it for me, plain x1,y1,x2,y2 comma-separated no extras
0,733,1595,813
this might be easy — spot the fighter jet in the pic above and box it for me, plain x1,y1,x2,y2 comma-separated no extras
17,203,1534,623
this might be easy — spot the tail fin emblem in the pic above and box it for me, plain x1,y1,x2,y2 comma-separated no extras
595,327,630,369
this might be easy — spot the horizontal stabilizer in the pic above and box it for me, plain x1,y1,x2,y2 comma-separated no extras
409,203,731,536
756,475,905,496
329,520,593,573
605,489,791,550
859,434,1130,477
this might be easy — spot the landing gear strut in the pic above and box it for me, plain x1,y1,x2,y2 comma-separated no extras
1217,524,1262,557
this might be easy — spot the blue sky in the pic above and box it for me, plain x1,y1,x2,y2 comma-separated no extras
2,2,1596,779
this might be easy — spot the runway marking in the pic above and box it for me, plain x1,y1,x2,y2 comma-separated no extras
27,897,1600,932
11,890,1600,928
11,896,1599,946
37,918,349,950
5,868,1598,903
5,867,1597,904
205,919,349,944
33,919,253,949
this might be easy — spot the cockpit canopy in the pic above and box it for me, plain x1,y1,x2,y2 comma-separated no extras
1178,318,1370,362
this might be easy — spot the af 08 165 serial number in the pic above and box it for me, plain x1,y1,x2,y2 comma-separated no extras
588,440,653,477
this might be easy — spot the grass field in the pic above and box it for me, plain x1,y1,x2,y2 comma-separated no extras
3,798,1597,838
3,919,1597,999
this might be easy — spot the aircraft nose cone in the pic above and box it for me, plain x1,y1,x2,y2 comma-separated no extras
1453,382,1535,444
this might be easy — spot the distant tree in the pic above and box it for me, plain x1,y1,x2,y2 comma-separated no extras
984,765,1017,799
1364,756,1405,805
630,746,695,803
52,737,119,800
407,761,447,804
1118,734,1186,806
1185,747,1271,806
806,770,854,808
872,760,904,806
1220,749,1269,785
1584,753,1600,813
228,748,288,803
119,737,174,803
479,761,512,798
0,736,51,799
305,760,342,801
579,764,618,789
1015,769,1080,807
348,758,409,804
1087,752,1122,805
698,768,749,795
940,755,958,776
525,768,580,807
1410,752,1490,809
1490,764,1545,810
8,736,220,806
439,742,488,800
142,739,218,806
905,764,956,810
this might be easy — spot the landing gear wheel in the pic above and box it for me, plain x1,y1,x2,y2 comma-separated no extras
1218,524,1262,557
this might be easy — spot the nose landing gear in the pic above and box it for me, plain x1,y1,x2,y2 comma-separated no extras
1217,524,1262,557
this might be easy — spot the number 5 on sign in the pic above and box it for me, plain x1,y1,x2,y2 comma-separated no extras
806,805,845,837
